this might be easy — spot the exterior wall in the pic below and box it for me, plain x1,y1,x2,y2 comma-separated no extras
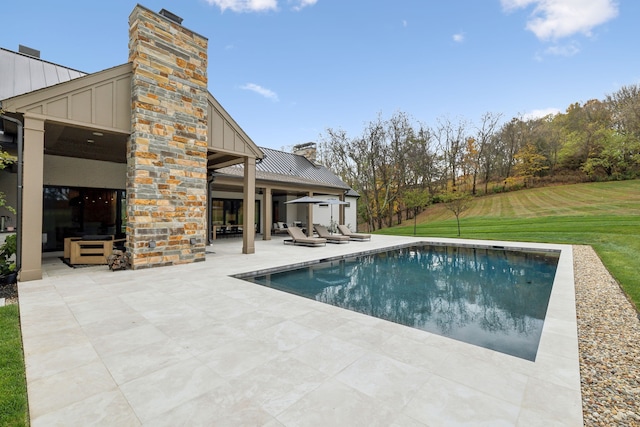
44,155,126,189
127,6,208,268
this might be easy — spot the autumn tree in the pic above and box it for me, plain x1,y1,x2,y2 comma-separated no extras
514,143,549,185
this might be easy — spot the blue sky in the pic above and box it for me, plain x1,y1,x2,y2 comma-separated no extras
2,0,638,150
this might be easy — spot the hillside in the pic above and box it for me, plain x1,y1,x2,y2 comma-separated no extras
378,180,640,309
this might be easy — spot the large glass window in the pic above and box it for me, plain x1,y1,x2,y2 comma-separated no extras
211,198,260,233
42,186,125,251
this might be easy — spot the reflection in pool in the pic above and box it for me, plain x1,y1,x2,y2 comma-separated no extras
240,244,559,361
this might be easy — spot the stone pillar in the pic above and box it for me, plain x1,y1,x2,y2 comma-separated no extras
20,114,45,281
127,6,208,269
242,157,256,254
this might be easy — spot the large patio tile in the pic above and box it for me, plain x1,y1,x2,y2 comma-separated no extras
230,354,327,417
275,378,399,426
288,334,367,376
30,389,140,427
334,353,431,411
173,321,249,356
101,338,193,385
89,323,170,357
520,377,583,424
196,336,281,379
25,341,100,381
256,319,322,352
119,357,225,423
433,351,529,406
403,375,521,426
142,382,277,426
327,320,394,352
28,360,117,419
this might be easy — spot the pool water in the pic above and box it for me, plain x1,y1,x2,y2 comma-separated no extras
241,244,559,361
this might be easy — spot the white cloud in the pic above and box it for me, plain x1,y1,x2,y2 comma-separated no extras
523,107,561,120
205,0,317,12
453,32,465,43
501,0,619,40
544,40,580,56
240,83,279,101
205,0,278,13
289,0,318,11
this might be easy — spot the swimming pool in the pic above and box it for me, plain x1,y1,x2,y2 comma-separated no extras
238,243,560,361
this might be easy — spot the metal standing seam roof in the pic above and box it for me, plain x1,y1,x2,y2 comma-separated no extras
0,48,86,101
216,146,354,191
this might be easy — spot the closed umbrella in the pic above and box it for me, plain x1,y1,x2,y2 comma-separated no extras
323,198,349,233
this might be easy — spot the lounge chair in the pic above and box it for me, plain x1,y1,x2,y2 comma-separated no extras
314,224,350,244
285,226,327,247
337,224,371,241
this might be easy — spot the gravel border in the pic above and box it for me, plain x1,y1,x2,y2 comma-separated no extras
573,245,640,426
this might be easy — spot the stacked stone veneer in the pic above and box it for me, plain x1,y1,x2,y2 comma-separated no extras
127,6,208,268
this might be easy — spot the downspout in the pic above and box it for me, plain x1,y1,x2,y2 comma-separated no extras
0,113,23,274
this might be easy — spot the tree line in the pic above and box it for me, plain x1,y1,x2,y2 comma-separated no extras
318,84,640,231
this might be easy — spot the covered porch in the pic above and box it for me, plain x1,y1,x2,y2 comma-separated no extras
0,65,264,280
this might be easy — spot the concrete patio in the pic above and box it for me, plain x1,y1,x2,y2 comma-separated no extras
19,234,583,426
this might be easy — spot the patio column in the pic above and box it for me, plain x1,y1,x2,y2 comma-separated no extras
263,187,272,240
307,191,314,237
20,114,45,281
242,156,256,254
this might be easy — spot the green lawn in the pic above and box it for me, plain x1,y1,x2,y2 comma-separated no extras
378,180,640,310
0,304,29,426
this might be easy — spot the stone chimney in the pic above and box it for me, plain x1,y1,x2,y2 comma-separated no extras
293,142,317,163
127,5,208,269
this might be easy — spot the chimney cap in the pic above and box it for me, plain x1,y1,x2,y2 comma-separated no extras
18,44,40,58
159,8,183,25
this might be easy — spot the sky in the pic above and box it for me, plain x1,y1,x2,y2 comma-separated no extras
2,0,639,150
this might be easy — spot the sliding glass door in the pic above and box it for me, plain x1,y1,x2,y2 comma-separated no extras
42,186,125,251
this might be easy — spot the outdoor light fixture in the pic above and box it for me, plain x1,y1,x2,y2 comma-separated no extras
190,238,197,245
92,131,103,136
149,241,156,249
87,139,94,143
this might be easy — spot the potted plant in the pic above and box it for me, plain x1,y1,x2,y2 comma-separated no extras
0,233,17,284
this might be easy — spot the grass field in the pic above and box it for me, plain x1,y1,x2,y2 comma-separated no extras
378,179,640,310
0,304,29,426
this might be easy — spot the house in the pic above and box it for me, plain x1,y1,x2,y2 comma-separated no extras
0,5,357,282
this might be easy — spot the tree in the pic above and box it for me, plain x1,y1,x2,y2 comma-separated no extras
403,188,431,236
442,192,472,236
514,143,549,186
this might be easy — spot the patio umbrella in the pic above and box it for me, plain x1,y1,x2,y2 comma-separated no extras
284,196,325,232
284,196,326,204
